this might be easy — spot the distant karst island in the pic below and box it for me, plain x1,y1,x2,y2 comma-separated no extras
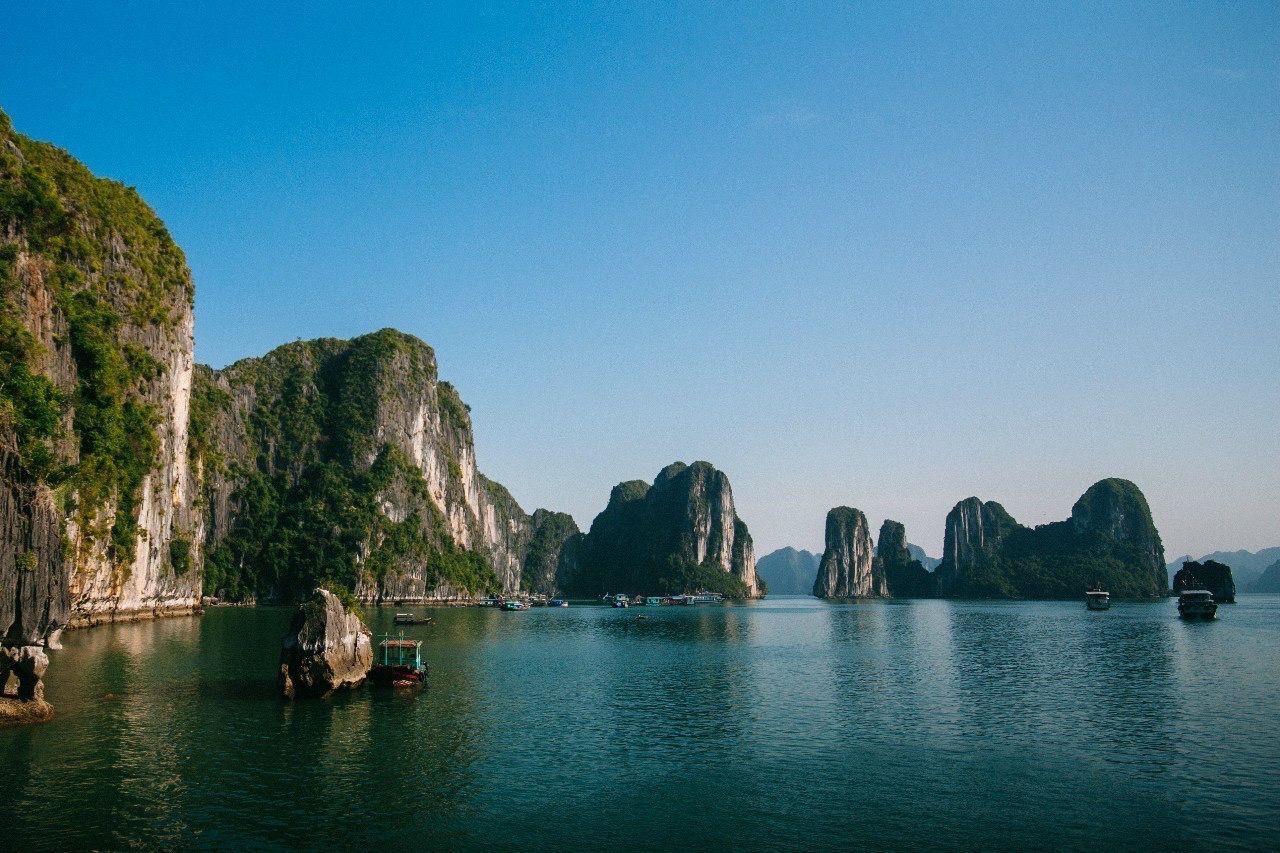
0,108,1265,724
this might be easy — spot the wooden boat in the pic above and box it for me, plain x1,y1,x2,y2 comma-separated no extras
1085,590,1110,611
502,599,529,611
393,612,433,625
1178,590,1217,620
370,635,427,687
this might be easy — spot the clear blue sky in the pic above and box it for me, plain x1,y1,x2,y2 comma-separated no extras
4,2,1277,558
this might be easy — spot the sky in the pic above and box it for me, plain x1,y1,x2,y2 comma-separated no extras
3,2,1277,559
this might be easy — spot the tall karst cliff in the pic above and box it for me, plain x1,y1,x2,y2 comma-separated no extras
1,110,201,645
566,461,759,597
194,329,573,603
875,519,935,598
934,478,1167,598
813,507,886,598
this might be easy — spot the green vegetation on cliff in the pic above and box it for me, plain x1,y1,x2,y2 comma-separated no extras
0,109,190,563
200,331,500,602
938,479,1167,599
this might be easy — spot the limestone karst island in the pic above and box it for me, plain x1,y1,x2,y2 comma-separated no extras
2,4,1278,849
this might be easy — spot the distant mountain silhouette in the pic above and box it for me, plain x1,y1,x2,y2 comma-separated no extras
756,547,820,596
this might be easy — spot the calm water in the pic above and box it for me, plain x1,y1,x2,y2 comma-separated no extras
3,596,1279,851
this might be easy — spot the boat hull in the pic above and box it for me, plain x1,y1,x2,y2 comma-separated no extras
369,664,428,688
1178,605,1217,620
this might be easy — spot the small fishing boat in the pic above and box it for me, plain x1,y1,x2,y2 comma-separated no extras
611,596,629,608
549,599,569,608
370,635,427,688
1178,590,1217,621
502,599,529,611
393,612,433,626
1085,590,1110,611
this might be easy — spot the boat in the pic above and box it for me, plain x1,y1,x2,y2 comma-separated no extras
502,599,529,611
611,595,629,608
549,599,568,608
370,634,427,687
1178,590,1217,620
645,596,664,606
393,612,433,625
1085,589,1110,611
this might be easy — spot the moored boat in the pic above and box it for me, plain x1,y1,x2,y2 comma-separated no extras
393,612,433,625
1085,590,1110,611
370,635,428,688
549,599,568,607
502,599,529,611
611,595,629,608
1178,590,1217,620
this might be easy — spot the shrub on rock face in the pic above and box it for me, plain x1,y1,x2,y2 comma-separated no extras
278,588,372,699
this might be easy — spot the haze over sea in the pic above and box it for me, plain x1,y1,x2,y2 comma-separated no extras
4,598,1278,851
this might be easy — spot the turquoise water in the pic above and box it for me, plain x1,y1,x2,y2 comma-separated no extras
3,596,1279,850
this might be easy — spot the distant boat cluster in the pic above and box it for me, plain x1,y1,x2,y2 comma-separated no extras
471,592,728,610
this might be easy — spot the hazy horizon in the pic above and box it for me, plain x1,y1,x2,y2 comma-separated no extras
4,3,1276,559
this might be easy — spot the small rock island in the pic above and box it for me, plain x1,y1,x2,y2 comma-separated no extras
278,588,373,699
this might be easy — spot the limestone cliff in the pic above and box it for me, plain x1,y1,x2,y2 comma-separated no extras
568,461,759,597
522,509,582,596
814,507,885,598
934,479,1167,599
1,109,200,644
876,520,935,597
195,329,566,602
935,498,1020,597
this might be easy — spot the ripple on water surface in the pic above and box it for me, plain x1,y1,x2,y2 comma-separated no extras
3,596,1279,850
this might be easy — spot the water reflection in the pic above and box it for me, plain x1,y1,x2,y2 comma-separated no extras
2,598,1278,849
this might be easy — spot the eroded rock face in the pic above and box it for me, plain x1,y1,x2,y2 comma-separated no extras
196,331,574,603
876,520,935,598
1,110,201,645
814,507,885,598
278,588,372,699
0,645,53,725
1070,478,1167,594
522,510,581,596
933,479,1167,599
570,462,759,597
1173,560,1236,603
935,498,1020,596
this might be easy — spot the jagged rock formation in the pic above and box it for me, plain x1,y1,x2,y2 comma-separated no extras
1169,548,1280,591
935,498,1020,596
1172,560,1236,603
0,644,53,724
195,330,572,603
1,107,200,677
278,588,372,699
876,520,935,597
1248,559,1280,594
522,510,582,596
814,507,885,599
567,462,759,597
755,547,820,596
934,479,1167,599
